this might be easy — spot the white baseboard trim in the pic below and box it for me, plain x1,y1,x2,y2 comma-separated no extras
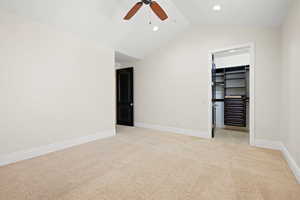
135,122,210,139
254,139,283,150
0,129,116,167
254,139,300,184
281,144,300,184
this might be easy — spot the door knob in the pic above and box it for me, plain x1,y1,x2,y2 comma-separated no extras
130,103,134,106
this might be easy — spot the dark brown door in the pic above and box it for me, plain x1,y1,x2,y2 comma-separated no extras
116,68,134,126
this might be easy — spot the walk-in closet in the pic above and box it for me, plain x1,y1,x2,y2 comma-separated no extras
212,48,250,144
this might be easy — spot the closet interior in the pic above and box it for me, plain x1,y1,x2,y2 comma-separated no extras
214,66,249,128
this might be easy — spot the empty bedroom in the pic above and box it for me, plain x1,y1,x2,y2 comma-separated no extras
1,0,300,199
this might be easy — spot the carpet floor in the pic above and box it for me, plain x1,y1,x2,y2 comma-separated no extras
0,126,299,200
214,128,249,145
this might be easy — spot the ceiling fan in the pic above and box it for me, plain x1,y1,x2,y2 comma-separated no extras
124,0,168,21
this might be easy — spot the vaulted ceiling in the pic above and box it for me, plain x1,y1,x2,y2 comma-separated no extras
0,0,292,60
172,0,291,27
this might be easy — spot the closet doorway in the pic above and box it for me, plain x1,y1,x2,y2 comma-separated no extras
209,44,255,145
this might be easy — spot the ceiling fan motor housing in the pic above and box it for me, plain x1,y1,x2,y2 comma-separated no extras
124,0,168,21
142,0,152,5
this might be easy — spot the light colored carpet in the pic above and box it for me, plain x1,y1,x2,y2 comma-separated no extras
0,126,299,200
214,128,249,145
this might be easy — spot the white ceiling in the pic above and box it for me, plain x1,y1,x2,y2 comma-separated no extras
0,0,189,60
0,0,292,61
172,0,292,27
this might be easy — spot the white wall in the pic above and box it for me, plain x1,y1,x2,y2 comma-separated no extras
0,10,115,157
135,25,282,141
281,1,300,168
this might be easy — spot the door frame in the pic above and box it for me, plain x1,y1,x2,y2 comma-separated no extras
208,43,256,146
116,67,134,126
211,54,217,138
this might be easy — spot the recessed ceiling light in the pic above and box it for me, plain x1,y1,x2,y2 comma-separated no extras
229,50,236,53
153,26,159,32
213,4,221,11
